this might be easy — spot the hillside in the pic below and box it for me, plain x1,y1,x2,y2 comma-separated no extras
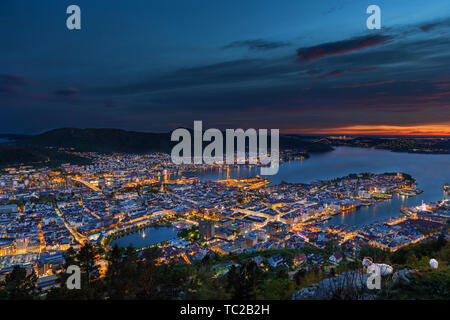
15,128,174,154
16,128,332,153
0,127,333,167
293,236,450,300
0,144,91,168
322,136,450,154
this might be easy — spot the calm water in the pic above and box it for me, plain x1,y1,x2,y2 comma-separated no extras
112,226,178,248
200,147,450,227
117,147,450,245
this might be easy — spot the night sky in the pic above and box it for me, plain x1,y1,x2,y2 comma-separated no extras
1,0,450,135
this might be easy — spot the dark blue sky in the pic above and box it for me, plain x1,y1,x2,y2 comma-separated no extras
1,0,450,135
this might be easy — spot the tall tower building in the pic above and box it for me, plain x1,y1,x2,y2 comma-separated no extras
199,220,215,240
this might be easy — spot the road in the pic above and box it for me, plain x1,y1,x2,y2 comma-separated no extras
54,205,88,244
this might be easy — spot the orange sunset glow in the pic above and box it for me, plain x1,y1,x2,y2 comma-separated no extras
285,124,450,136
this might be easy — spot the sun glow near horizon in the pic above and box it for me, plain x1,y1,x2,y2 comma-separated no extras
285,124,450,136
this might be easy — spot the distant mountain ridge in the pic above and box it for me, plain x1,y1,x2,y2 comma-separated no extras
16,128,174,153
13,127,333,153
0,127,333,167
0,133,29,141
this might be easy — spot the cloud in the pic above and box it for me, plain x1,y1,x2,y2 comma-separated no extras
99,57,299,97
54,88,80,97
318,67,380,79
334,79,397,88
0,85,20,94
104,100,117,108
419,17,450,32
223,39,291,51
63,16,450,134
285,124,450,136
0,74,29,86
0,74,29,95
324,0,356,15
306,69,321,76
297,34,393,63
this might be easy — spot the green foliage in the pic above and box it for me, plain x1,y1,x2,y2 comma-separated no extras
380,268,450,299
323,240,339,255
178,226,200,242
390,234,448,266
185,269,231,299
0,144,91,168
225,261,263,300
293,266,327,289
21,237,450,300
0,265,37,300
257,278,296,299
15,128,174,154
359,245,390,261
47,243,103,300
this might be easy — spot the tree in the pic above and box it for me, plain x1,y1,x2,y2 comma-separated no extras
105,245,140,299
359,245,388,261
257,278,296,299
136,249,161,299
226,261,263,299
0,265,37,300
406,254,419,266
294,269,306,286
156,262,192,299
47,243,103,300
435,233,446,251
78,242,100,286
200,254,211,268
324,240,339,255
185,270,230,300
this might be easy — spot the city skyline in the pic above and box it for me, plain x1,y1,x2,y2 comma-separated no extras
1,0,450,135
0,1,449,304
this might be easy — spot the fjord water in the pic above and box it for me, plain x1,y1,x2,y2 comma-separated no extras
201,146,450,227
115,147,449,247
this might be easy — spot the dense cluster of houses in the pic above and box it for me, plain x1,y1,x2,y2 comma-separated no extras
0,153,448,288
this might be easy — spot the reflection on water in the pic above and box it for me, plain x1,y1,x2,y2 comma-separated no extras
199,147,450,227
198,165,259,181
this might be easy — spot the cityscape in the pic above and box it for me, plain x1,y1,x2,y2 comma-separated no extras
0,148,448,299
0,0,449,308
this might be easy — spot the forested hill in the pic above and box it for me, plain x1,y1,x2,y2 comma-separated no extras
0,127,332,167
14,128,174,153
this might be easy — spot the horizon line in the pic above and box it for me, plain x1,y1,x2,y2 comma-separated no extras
1,124,450,137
